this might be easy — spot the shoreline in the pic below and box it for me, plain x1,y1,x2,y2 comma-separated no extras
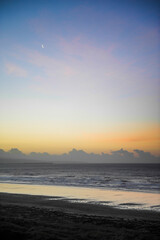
0,192,160,240
0,182,160,212
0,192,160,220
0,180,159,194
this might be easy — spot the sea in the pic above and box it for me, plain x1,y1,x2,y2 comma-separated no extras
0,163,160,211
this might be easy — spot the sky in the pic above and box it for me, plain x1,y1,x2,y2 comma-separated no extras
0,0,160,156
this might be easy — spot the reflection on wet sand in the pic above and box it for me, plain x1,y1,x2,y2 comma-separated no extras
0,183,159,210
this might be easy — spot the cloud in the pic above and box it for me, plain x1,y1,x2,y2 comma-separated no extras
22,48,77,94
134,149,155,161
11,35,159,102
111,148,135,159
6,62,27,77
0,148,25,160
59,36,108,60
0,149,5,156
18,41,123,100
58,36,153,97
0,148,159,163
8,148,24,156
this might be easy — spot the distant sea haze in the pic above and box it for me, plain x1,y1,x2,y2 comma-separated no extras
0,148,159,163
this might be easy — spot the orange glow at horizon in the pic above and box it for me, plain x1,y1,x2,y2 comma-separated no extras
0,123,160,156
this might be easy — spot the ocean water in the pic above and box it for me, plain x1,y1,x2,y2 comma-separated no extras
0,163,160,211
0,163,159,193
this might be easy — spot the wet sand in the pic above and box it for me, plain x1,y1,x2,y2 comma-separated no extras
1,183,159,210
0,193,160,240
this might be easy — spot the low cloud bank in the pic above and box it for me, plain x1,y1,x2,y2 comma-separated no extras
0,148,159,163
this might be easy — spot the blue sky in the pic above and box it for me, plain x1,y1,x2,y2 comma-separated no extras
0,0,160,154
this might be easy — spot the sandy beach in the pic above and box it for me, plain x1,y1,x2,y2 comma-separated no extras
0,192,160,240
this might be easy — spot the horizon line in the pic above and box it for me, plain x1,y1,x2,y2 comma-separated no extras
0,147,160,157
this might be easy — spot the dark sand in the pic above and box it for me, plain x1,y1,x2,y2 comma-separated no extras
0,193,160,240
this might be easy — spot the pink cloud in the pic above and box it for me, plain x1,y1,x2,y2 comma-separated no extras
16,36,151,98
6,62,27,77
64,66,76,77
59,36,108,60
23,48,77,79
18,48,77,94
